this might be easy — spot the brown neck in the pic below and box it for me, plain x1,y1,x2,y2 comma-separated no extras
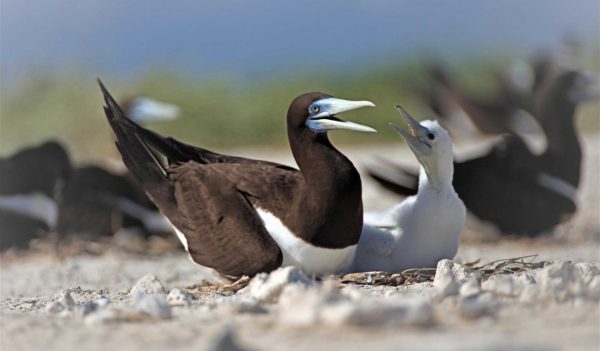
286,127,363,248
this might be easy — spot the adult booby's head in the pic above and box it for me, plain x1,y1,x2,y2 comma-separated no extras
535,71,598,149
121,96,181,124
288,93,376,135
390,106,454,187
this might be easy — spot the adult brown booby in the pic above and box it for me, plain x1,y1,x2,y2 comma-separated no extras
367,70,597,236
98,79,376,277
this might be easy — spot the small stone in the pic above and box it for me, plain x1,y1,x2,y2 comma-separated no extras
320,296,433,327
586,275,600,300
242,266,312,303
84,308,121,325
166,288,193,306
95,298,112,308
516,273,536,285
215,295,267,314
519,285,541,303
45,301,66,314
574,262,600,285
451,262,471,283
434,260,460,297
58,290,76,309
537,262,576,301
46,290,77,315
481,275,516,296
277,284,331,326
129,274,167,296
278,283,433,328
131,292,172,319
459,292,501,319
459,277,482,297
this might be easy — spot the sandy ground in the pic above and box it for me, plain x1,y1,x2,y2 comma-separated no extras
1,134,599,351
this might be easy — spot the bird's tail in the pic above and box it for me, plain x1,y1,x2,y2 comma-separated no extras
97,79,172,202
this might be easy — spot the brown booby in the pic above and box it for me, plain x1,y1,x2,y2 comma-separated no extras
98,79,376,276
367,70,597,236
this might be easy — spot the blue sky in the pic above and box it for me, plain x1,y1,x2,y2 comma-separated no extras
1,0,598,81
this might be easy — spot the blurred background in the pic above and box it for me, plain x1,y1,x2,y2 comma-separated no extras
2,0,599,162
1,0,600,248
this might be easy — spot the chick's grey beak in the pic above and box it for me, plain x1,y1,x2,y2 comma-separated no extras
306,97,377,133
390,105,432,155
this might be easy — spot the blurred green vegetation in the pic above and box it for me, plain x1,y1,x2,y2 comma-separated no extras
1,54,598,163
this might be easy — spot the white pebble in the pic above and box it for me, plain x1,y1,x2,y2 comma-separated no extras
320,296,433,327
459,277,482,297
131,292,172,319
481,275,516,296
434,261,461,298
242,266,312,303
166,288,193,306
129,274,167,296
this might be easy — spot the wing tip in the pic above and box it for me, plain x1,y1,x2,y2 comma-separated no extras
97,78,125,119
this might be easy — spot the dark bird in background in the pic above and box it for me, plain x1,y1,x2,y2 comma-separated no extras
99,79,376,277
422,61,542,137
0,141,71,249
56,95,180,239
368,69,598,236
0,96,180,250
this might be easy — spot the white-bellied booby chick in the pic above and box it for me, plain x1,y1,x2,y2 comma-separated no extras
367,70,598,236
353,106,465,272
98,79,376,277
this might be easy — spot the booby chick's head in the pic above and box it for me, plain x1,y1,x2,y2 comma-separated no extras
390,106,454,185
287,92,376,135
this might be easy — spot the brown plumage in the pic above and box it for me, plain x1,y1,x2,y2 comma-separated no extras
99,80,368,276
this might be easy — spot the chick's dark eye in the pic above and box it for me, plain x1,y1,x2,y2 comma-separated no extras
427,133,435,140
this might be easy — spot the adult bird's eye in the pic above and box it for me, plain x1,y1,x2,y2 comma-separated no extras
310,105,320,114
427,133,435,140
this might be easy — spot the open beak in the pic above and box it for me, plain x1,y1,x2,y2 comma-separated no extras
389,105,432,155
306,97,376,133
128,97,181,123
569,72,600,103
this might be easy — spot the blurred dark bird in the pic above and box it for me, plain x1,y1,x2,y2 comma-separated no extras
423,62,542,137
56,96,180,239
502,55,553,114
0,141,71,249
56,165,172,239
0,96,180,250
99,79,376,277
367,70,598,236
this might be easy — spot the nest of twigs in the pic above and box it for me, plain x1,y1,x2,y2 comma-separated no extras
340,254,545,287
463,254,545,278
340,268,437,287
